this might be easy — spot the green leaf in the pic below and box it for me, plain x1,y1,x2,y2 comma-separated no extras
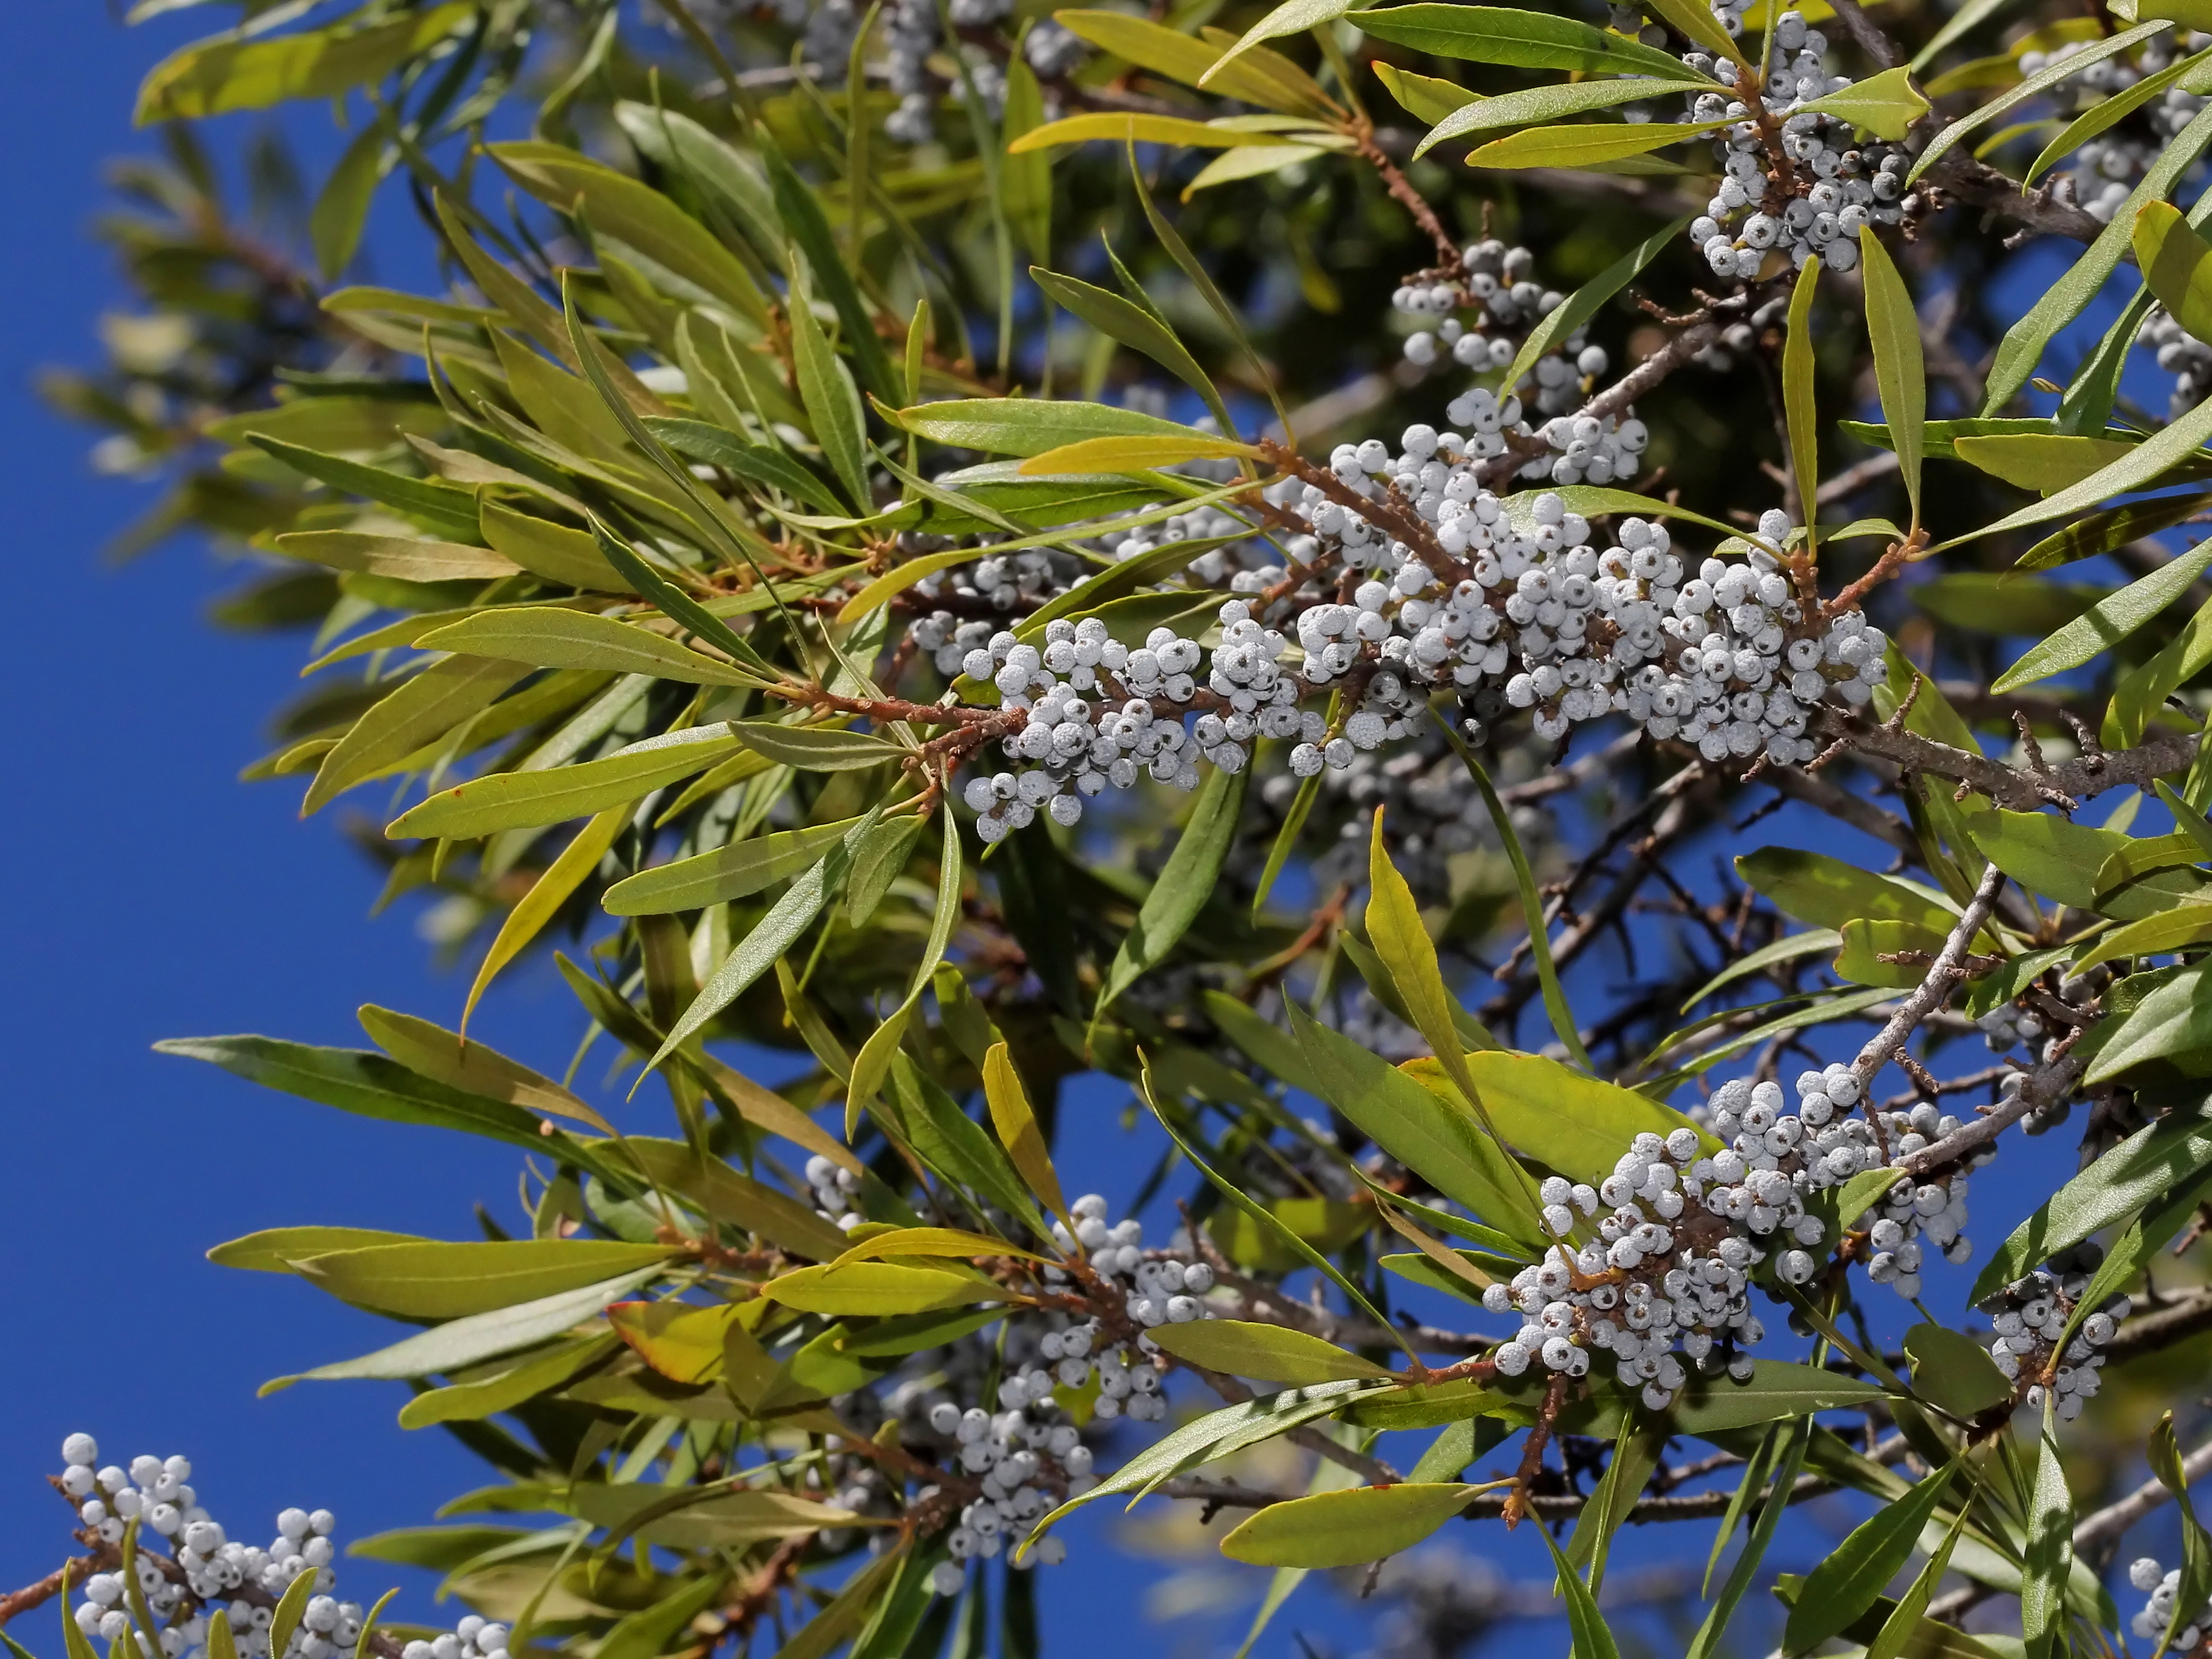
1540,1525,1624,1659
595,1574,731,1659
1007,113,1300,152
1373,61,1481,123
388,725,743,841
786,260,873,512
1783,254,1822,558
983,1043,1070,1229
1860,227,1925,529
1688,1416,1813,1659
582,517,780,678
481,501,631,591
761,1260,1001,1316
879,1052,1048,1239
618,1136,854,1260
267,1552,320,1659
1468,119,1722,169
304,657,531,815
1979,98,2212,414
1031,266,1232,435
1954,432,2147,494
415,607,767,686
1683,930,1842,1008
1414,79,1689,158
2137,198,2212,346
1426,1052,1713,1186
2073,899,2212,974
1019,434,1258,475
1834,918,1948,989
463,803,633,1027
2106,591,2212,745
154,1036,623,1184
644,418,849,516
291,1239,678,1319
250,436,483,542
209,1226,428,1273
1148,1320,1395,1384
2150,1412,2212,1659
605,816,866,916
1440,726,1592,1064
889,397,1214,457
728,720,906,772
2059,285,2157,437
756,133,900,404
2030,48,2210,185
1288,1006,1546,1247
1912,573,2101,636
490,140,767,328
311,116,388,282
647,808,882,1073
1901,1326,2012,1418
1357,5,1710,80
1991,540,2212,689
1504,217,1690,392
1972,1097,2212,1296
1056,10,1335,114
273,531,517,582
1204,0,1385,86
1097,766,1247,1009
1909,19,2169,184
1219,1484,1475,1568
1794,65,1930,139
1002,50,1053,263
1565,1418,1664,1592
1736,847,1969,935
1857,1508,1975,1659
2019,1418,2073,1659
136,5,474,121
1022,1379,1388,1547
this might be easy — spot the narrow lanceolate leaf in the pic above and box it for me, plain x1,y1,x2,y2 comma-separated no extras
2150,1412,2212,1659
1017,435,1258,475
1288,1005,1546,1247
604,816,864,915
267,1554,319,1659
1900,1325,2012,1418
1355,5,1710,81
1029,266,1232,433
1414,78,1686,158
2136,199,2212,346
1468,119,1723,169
1783,1463,1957,1654
647,809,882,1074
290,1239,680,1319
358,1005,606,1132
1007,113,1294,152
1642,0,1746,61
134,5,475,121
388,725,744,841
1219,1485,1475,1568
727,720,907,772
1097,766,1246,1009
982,1043,1070,1229
1505,218,1690,391
462,802,633,1029
887,397,1212,457
274,532,519,582
1910,19,2172,183
787,260,873,512
259,1268,663,1391
2019,1420,2073,1659
1784,256,1822,558
305,658,531,815
1981,99,2212,412
1861,1505,1971,1659
1540,1526,1624,1659
1990,540,2212,690
1148,1320,1394,1385
416,608,767,685
1858,227,1925,531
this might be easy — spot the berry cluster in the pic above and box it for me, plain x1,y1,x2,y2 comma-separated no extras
804,1152,867,1230
1683,11,1911,279
59,1435,378,1659
1474,1062,1987,1409
2129,1555,2208,1654
1395,240,1605,420
1983,1247,2123,1422
2140,304,2212,417
2033,29,2208,223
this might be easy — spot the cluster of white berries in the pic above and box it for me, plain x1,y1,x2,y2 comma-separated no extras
1038,1194,1217,1411
2129,1555,2207,1652
804,1153,866,1230
920,1395,1079,1591
1983,1247,2123,1422
1472,1063,1988,1409
1397,242,1607,420
2033,29,2208,223
1481,1124,1771,1411
1681,11,1910,280
397,1622,510,1659
2140,305,2212,417
59,1436,373,1659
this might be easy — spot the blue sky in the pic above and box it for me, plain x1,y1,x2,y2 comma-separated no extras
0,9,2195,1658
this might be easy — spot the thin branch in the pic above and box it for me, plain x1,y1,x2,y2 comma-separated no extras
1812,706,2198,812
1851,863,2007,1088
2072,1435,2212,1554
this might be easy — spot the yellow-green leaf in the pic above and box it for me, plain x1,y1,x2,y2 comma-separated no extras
136,5,474,122
1406,1052,1713,1187
2136,199,2212,346
461,804,633,1028
480,501,632,591
1149,1320,1394,1384
759,1260,1006,1315
291,1239,681,1319
983,1043,1071,1229
604,816,866,916
1017,434,1259,474
1006,113,1292,152
388,726,743,841
1219,1484,1476,1567
1785,254,1821,558
1953,433,2139,493
304,657,531,816
1795,65,1929,139
1373,62,1482,124
1859,227,1925,529
1467,118,1721,168
274,531,518,582
415,607,767,685
358,1005,607,1133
